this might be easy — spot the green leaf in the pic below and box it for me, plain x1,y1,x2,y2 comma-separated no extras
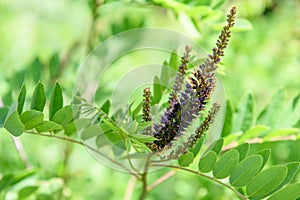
257,89,285,128
52,106,74,128
17,84,26,114
246,166,288,198
178,152,194,167
267,183,300,200
213,149,239,179
234,143,250,161
4,111,25,136
274,162,300,192
238,125,270,144
260,162,300,199
9,70,25,90
169,49,179,70
255,149,271,170
20,110,44,130
198,151,218,173
128,134,157,143
101,100,110,114
31,82,46,112
264,128,299,141
49,82,63,120
2,90,13,106
35,121,62,132
221,100,233,137
18,186,38,199
49,53,60,78
224,134,239,146
81,124,102,140
152,76,162,104
160,62,175,87
96,131,124,150
232,93,255,132
229,155,263,187
0,169,36,191
36,194,53,200
210,0,225,9
204,139,224,156
189,137,204,157
64,118,91,136
132,101,142,117
0,107,9,127
278,94,300,128
29,58,43,83
63,122,76,136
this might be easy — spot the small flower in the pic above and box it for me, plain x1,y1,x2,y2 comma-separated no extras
166,103,220,158
168,46,192,106
142,87,152,123
142,87,152,135
147,7,236,154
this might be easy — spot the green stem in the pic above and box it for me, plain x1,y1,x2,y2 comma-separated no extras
151,164,248,200
86,0,102,53
138,155,151,200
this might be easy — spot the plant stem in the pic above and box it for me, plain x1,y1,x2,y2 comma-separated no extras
11,136,31,169
147,170,176,191
138,155,151,200
124,176,138,200
25,131,140,179
86,0,102,53
151,164,248,200
139,172,148,200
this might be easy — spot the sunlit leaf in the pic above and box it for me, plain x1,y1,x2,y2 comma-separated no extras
232,93,255,133
49,82,63,120
35,121,62,132
0,169,36,191
169,49,179,70
101,100,110,115
178,152,194,167
49,53,60,78
204,139,224,156
4,110,25,136
189,137,204,157
20,110,44,130
213,149,239,179
234,143,249,161
17,84,26,114
246,166,288,198
264,128,299,141
31,82,46,112
221,100,233,137
0,107,9,127
229,155,263,187
52,106,74,128
152,76,162,104
238,125,269,144
260,162,300,199
255,149,271,170
18,186,38,199
128,134,156,143
198,151,218,173
81,124,102,140
267,183,300,200
257,89,285,128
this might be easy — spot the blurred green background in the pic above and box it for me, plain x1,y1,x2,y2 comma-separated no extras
0,0,299,199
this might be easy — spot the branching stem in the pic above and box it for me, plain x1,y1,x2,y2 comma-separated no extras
151,164,248,200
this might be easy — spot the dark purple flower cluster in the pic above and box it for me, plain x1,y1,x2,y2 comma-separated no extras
143,7,236,156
